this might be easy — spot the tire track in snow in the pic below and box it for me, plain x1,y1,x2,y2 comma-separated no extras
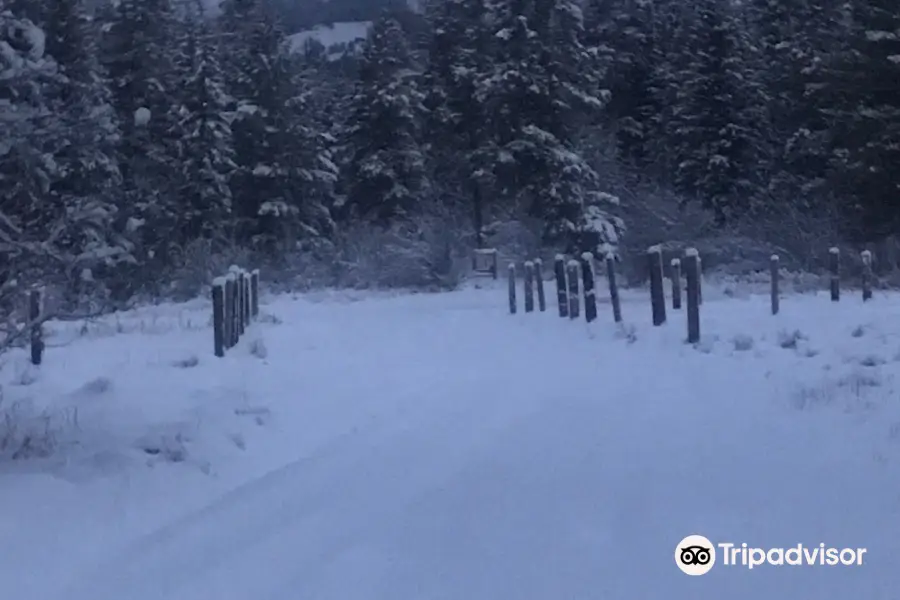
53,380,562,600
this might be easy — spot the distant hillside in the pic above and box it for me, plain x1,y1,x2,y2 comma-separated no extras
271,0,414,34
286,20,370,59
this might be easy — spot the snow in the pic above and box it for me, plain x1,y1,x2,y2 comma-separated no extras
133,107,151,127
2,282,900,599
685,247,699,257
286,21,370,60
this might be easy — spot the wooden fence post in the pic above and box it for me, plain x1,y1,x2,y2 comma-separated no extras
237,270,246,337
535,259,546,312
243,273,251,326
829,247,840,302
524,261,535,313
581,252,597,323
29,288,44,366
490,250,498,280
508,263,517,314
554,255,568,318
685,249,701,343
224,274,235,348
697,256,703,305
250,269,260,318
567,260,580,319
212,278,225,357
861,250,873,301
605,252,622,323
232,272,241,343
671,258,682,310
648,245,666,326
770,254,780,315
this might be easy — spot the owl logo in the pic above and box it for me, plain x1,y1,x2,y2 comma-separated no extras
675,535,716,575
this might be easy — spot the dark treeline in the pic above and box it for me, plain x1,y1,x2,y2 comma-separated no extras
1,0,899,308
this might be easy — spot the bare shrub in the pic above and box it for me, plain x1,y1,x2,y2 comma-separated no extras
732,334,754,351
172,355,200,369
167,240,254,301
0,393,73,461
777,329,806,349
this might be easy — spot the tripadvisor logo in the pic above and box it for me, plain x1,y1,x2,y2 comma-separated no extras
676,534,716,576
674,534,867,575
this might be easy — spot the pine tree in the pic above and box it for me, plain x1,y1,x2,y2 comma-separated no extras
421,0,493,243
218,0,302,250
172,5,237,248
342,16,427,224
664,0,761,225
99,0,184,272
280,52,338,243
825,0,900,241
746,0,843,217
478,0,623,253
583,0,664,169
0,8,122,300
0,9,65,266
41,0,132,294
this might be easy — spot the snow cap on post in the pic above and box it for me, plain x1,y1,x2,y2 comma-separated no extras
684,247,699,257
134,107,151,127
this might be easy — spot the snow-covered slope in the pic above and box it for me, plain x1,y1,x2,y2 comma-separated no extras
1,281,899,598
287,21,370,59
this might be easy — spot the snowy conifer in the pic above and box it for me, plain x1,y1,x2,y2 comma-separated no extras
342,16,427,224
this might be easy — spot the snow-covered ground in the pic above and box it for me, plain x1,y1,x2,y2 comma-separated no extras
1,278,899,599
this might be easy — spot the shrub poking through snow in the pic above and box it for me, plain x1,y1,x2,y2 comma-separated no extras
249,337,268,359
732,334,754,351
172,355,200,368
777,329,806,349
615,323,637,344
0,396,71,461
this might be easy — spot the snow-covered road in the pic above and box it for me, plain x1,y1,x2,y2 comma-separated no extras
3,283,900,599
